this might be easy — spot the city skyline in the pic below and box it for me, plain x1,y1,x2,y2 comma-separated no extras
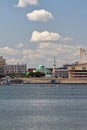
0,0,87,67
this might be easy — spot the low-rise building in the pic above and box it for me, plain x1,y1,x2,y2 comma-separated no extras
56,68,68,78
68,63,87,78
55,64,72,78
4,63,27,75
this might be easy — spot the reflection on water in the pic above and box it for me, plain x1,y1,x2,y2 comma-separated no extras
0,84,87,130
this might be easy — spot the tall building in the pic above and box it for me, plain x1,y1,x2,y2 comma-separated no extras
79,48,87,64
0,56,6,76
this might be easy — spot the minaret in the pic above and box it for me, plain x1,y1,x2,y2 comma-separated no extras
52,56,56,78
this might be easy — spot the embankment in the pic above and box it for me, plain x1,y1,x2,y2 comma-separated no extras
20,78,87,84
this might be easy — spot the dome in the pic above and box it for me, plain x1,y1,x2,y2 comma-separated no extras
39,64,45,69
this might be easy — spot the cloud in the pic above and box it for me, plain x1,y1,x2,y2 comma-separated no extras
0,47,18,55
61,37,73,42
6,58,23,64
26,9,54,22
37,43,75,56
30,31,61,42
15,0,38,8
23,49,34,55
15,43,23,48
21,42,80,67
0,43,80,68
35,43,80,66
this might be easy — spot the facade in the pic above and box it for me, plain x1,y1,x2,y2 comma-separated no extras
79,48,87,64
4,63,27,75
54,64,72,78
55,64,71,78
68,63,87,78
36,64,51,76
56,68,68,78
0,56,6,76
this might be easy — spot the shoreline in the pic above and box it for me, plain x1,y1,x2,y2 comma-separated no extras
20,78,87,84
1,77,87,85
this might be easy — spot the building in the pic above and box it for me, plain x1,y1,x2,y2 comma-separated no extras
0,56,6,76
28,68,35,73
68,63,87,78
68,48,87,78
28,65,52,77
79,48,87,64
55,64,72,78
36,64,51,76
56,68,68,78
4,63,27,75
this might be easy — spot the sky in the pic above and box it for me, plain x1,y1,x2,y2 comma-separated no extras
0,0,87,68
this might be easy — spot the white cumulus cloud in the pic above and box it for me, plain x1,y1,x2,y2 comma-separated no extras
15,0,38,8
0,47,18,55
30,31,61,42
26,9,54,22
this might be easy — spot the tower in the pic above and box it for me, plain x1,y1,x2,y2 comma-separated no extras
52,56,56,78
79,48,87,64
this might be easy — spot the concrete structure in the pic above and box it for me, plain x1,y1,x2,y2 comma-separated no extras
52,56,56,78
0,56,6,76
68,48,87,78
56,68,68,78
79,48,87,63
68,63,87,78
4,63,27,75
55,64,72,78
20,77,87,84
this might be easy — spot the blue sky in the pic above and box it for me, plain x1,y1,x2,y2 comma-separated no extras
0,0,87,67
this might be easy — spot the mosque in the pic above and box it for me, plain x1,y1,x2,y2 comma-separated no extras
35,64,52,77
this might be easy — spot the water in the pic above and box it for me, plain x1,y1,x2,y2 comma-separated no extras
0,84,87,130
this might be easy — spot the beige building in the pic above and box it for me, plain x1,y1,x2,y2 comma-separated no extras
79,48,87,64
68,63,87,78
0,56,6,76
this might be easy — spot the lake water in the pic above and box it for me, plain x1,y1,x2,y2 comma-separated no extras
0,84,87,130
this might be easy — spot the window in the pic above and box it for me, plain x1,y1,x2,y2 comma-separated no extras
82,67,86,70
